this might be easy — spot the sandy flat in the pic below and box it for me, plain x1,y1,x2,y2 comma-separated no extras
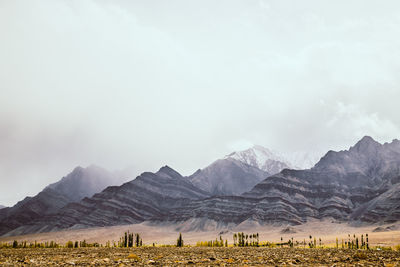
1,220,399,247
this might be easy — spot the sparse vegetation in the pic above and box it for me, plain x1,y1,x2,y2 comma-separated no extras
0,240,61,249
118,231,142,247
196,235,227,247
1,230,399,266
0,231,398,254
233,232,259,247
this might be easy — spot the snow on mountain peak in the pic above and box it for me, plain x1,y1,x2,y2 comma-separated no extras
226,145,323,173
225,145,292,174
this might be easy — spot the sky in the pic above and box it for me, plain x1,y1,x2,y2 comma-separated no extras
1,0,400,206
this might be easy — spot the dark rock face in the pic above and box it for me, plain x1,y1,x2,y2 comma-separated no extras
188,158,268,196
0,165,119,236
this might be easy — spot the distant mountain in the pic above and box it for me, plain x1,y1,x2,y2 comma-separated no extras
0,205,6,210
226,145,322,173
226,145,292,174
188,158,268,196
3,136,400,236
188,145,321,197
5,166,210,236
0,165,120,236
313,136,400,184
163,136,400,227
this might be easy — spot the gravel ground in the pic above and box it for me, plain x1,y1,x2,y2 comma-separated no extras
0,247,400,266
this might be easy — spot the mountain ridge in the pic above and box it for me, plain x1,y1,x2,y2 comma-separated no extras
3,166,210,236
166,136,400,228
2,136,400,236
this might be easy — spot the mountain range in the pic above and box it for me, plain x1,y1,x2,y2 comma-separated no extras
1,136,400,237
188,145,321,196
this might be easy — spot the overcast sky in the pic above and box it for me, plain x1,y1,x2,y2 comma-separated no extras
1,0,400,206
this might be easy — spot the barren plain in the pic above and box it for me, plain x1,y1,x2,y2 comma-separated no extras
1,247,400,266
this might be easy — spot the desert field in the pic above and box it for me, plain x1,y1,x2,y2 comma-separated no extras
1,220,399,247
1,221,400,266
1,247,400,266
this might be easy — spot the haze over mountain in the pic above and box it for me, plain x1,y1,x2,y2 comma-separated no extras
45,165,126,202
0,205,6,210
279,151,324,170
0,165,123,236
2,136,400,237
188,158,268,196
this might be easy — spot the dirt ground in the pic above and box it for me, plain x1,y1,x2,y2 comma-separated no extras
0,247,399,266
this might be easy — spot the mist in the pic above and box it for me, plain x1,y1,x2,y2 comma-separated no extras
1,0,400,206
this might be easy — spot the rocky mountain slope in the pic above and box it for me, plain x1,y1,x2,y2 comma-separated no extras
2,136,400,236
4,166,210,236
188,158,268,196
0,165,120,236
167,136,400,227
351,182,400,223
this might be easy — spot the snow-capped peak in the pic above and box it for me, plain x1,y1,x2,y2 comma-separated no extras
226,145,323,174
225,145,293,174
